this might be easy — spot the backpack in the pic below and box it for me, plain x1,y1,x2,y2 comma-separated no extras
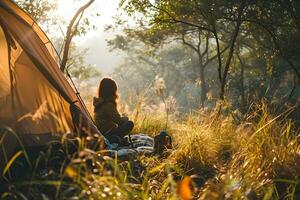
154,131,172,155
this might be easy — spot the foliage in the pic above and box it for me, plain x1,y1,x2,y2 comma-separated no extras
66,45,101,91
109,0,300,111
16,0,57,22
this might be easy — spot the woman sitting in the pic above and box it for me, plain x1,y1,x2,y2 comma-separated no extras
93,78,134,145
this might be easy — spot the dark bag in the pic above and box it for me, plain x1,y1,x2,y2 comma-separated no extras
154,131,172,155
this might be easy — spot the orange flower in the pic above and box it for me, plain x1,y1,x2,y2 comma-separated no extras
177,176,193,200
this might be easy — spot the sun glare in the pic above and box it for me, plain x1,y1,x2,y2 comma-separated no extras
57,0,79,21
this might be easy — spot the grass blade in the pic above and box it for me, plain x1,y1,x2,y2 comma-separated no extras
2,150,22,176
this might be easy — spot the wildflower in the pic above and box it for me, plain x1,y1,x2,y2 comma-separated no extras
154,75,166,95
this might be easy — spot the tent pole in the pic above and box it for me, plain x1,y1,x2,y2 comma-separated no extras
66,69,95,123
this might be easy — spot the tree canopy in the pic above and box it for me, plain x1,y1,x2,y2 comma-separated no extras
107,0,300,111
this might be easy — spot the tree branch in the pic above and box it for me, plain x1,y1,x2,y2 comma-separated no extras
60,0,95,72
197,30,201,53
213,29,223,83
146,0,213,33
201,34,209,59
181,32,198,52
203,45,229,67
219,2,245,99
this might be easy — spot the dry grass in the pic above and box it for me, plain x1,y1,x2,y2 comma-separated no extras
126,101,300,199
1,102,300,199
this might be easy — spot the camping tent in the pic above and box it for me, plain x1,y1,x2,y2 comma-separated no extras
0,0,104,169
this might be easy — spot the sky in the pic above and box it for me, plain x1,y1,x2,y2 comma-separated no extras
56,0,125,75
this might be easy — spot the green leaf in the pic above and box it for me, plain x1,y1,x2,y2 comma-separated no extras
2,150,23,176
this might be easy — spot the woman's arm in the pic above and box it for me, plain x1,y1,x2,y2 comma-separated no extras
106,103,127,125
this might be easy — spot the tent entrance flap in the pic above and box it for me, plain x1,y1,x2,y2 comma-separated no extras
0,24,11,98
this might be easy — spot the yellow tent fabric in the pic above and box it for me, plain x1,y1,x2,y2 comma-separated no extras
2,0,59,62
0,0,104,169
0,25,10,99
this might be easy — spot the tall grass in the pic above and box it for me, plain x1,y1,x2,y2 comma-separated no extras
198,103,300,199
126,100,300,199
1,102,299,199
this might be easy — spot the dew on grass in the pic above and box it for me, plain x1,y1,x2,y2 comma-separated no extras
104,187,110,192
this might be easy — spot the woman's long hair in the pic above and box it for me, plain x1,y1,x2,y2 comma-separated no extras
98,78,118,105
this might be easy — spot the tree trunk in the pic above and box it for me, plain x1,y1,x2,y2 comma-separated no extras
288,73,297,100
219,19,243,100
200,69,206,107
199,56,206,107
237,53,246,108
240,62,246,108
